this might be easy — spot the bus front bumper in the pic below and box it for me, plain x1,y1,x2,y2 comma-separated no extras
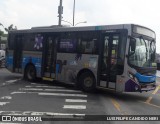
140,83,156,92
125,79,156,92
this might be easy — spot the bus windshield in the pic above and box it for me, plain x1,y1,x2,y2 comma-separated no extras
128,37,156,68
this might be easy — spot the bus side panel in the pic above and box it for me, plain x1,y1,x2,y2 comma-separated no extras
22,51,42,78
56,53,98,84
6,50,14,72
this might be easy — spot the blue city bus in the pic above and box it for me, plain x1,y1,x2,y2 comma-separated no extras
6,24,157,92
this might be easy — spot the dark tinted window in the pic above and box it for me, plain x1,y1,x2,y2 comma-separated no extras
77,31,99,54
23,33,44,51
8,33,15,50
58,31,100,54
58,32,77,53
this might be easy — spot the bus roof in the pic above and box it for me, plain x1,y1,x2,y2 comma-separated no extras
9,24,133,34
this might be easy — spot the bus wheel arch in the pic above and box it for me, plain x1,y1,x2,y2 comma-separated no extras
77,69,96,92
24,63,37,81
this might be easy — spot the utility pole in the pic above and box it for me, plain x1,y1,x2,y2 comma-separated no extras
58,0,63,26
73,0,75,26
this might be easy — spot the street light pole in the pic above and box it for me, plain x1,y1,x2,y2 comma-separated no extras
61,20,73,26
75,21,87,26
73,0,75,26
58,0,63,26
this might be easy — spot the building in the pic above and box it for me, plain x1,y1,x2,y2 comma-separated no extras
0,36,7,50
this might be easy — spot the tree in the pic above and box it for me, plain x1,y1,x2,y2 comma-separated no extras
0,30,4,36
5,24,17,32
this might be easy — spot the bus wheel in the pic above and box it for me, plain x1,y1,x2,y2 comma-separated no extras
79,72,96,92
25,65,36,81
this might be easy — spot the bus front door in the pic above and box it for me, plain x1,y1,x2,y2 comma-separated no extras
100,33,120,90
43,37,57,80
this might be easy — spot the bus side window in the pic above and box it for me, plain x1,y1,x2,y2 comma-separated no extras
23,33,44,51
8,34,15,50
58,32,77,53
77,31,98,54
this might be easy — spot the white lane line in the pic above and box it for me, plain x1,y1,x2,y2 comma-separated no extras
20,88,44,91
20,88,82,93
10,92,87,97
65,99,87,103
25,86,33,88
45,89,82,93
11,92,28,95
0,79,21,87
63,105,86,109
0,123,22,124
31,83,37,85
0,96,12,100
25,85,65,89
6,79,21,83
36,86,63,88
0,102,10,106
0,111,85,117
38,93,87,97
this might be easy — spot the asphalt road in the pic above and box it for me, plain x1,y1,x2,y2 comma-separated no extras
0,68,160,124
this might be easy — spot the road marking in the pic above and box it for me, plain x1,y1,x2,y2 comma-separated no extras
0,79,21,87
20,88,82,93
25,86,32,88
6,79,21,83
11,92,28,95
0,111,85,117
65,99,87,103
0,102,10,106
144,85,160,104
0,96,12,100
20,88,44,91
25,85,65,89
110,98,121,112
37,86,65,89
45,112,85,116
0,123,22,124
44,89,82,92
139,101,160,109
63,105,86,109
152,85,160,95
38,93,87,97
10,91,87,97
145,96,152,104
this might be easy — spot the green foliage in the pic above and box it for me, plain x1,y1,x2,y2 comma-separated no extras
0,30,4,36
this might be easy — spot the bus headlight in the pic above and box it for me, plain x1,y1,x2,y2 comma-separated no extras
128,72,139,83
135,85,139,91
129,73,134,79
134,77,139,83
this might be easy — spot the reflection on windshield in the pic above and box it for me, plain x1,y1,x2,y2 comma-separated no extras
129,37,156,68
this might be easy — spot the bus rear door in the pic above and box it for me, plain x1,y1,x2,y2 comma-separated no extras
42,36,57,81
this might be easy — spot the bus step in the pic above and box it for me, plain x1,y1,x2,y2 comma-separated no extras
42,77,54,81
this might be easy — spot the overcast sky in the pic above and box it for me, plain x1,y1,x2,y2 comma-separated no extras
0,0,160,53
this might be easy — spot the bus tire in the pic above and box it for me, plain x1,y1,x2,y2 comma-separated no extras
25,65,36,82
79,72,96,92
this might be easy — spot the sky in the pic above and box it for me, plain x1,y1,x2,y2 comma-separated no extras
0,0,160,53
